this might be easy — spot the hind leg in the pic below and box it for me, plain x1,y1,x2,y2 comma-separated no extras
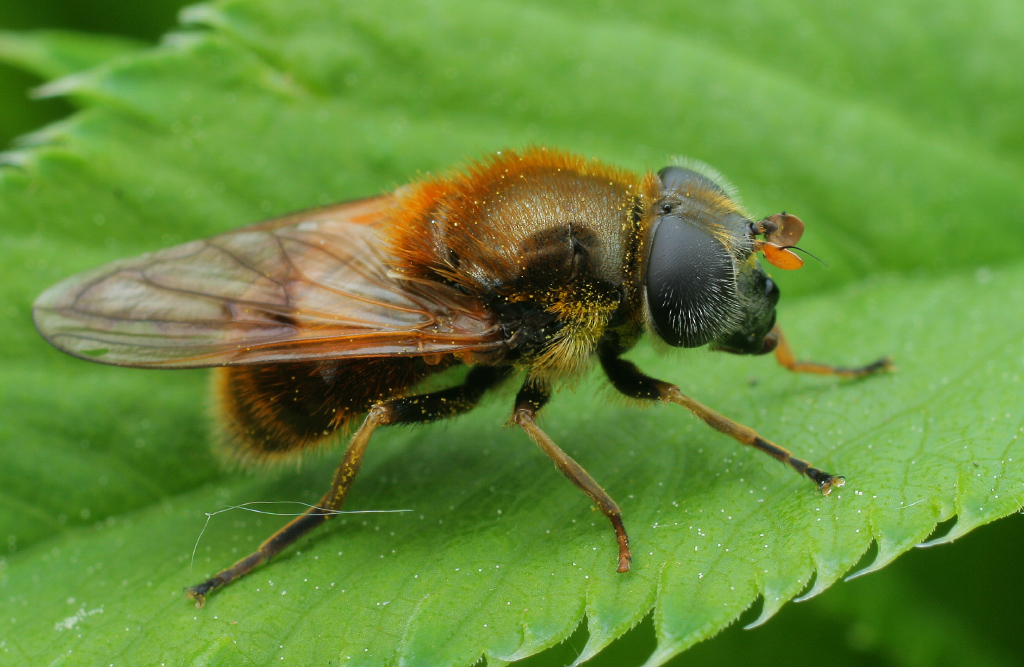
187,365,511,606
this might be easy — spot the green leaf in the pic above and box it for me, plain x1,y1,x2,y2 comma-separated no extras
660,513,1024,667
0,29,147,80
2,1,1023,665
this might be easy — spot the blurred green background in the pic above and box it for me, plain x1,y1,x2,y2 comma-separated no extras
0,0,188,147
2,2,1022,666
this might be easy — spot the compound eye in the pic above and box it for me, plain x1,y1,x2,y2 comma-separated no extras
657,165,727,197
764,277,780,306
646,214,736,347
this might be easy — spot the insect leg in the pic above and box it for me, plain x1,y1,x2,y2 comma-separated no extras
510,379,631,573
599,354,844,495
186,365,511,606
186,405,387,607
771,325,893,378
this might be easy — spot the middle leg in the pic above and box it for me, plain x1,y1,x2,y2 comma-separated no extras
511,379,632,572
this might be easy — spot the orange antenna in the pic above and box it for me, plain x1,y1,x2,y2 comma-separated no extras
763,213,804,246
758,213,806,270
762,242,804,270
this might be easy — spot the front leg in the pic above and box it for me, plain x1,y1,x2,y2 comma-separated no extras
599,354,844,494
772,325,893,378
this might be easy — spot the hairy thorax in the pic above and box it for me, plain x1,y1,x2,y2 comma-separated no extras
387,149,659,379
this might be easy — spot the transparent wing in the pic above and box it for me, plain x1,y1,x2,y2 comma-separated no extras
33,196,504,368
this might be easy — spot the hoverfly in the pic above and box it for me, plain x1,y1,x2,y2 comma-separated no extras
33,148,891,606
